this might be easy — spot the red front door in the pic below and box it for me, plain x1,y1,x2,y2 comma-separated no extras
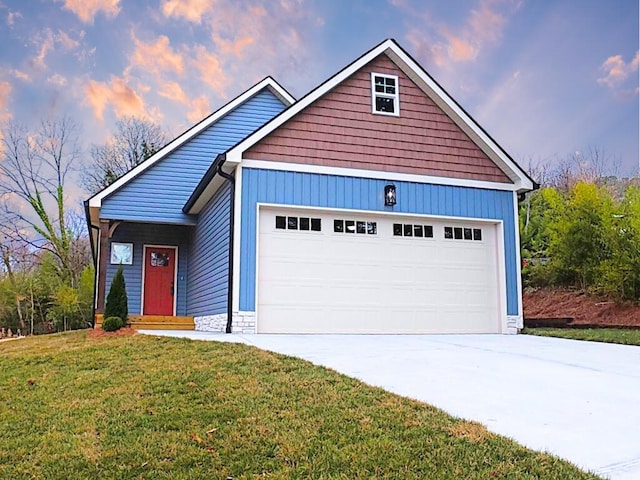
143,247,176,315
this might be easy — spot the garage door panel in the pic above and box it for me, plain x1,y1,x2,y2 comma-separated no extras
257,208,501,334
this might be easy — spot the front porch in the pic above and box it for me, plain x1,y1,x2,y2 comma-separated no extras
95,314,195,331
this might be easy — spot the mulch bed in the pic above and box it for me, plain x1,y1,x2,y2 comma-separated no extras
87,327,138,338
523,287,640,327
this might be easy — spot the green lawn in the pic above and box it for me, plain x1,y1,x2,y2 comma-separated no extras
523,328,640,346
0,331,601,479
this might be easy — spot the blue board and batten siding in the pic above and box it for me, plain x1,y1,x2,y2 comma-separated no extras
240,168,519,315
187,182,231,316
107,223,191,315
100,90,287,225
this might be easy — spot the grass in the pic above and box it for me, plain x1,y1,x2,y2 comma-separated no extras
523,327,640,346
0,331,601,479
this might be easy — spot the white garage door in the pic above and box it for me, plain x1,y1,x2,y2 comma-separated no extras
257,208,502,334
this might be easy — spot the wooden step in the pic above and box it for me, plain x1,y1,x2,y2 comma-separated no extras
129,322,195,331
94,314,195,330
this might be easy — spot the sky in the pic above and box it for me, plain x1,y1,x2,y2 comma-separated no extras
0,0,638,203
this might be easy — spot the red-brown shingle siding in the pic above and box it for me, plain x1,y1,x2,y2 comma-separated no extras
245,55,512,184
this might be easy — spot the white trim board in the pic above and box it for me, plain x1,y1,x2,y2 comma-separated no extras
241,159,519,192
88,77,294,209
225,39,533,193
141,244,179,316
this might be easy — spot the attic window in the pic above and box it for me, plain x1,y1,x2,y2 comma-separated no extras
371,73,399,116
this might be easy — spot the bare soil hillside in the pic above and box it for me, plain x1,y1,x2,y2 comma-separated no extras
523,288,640,326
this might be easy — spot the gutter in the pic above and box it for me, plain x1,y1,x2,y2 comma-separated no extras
214,154,236,334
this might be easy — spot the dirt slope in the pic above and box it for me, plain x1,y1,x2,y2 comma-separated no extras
523,288,640,326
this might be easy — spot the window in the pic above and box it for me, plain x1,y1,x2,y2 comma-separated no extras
444,225,483,241
276,216,321,232
151,252,169,267
371,73,399,116
393,223,434,238
334,219,377,235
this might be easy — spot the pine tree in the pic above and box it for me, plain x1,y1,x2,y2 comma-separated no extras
104,265,128,324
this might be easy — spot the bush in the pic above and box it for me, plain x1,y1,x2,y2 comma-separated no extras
102,316,124,332
104,265,128,322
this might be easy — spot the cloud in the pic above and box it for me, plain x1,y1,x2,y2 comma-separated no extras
161,0,212,24
59,0,121,24
11,70,30,82
47,74,68,87
31,28,83,70
402,0,515,68
158,81,189,105
597,51,639,89
193,45,231,98
212,34,255,58
6,10,21,26
0,81,12,124
84,76,146,120
187,95,210,123
130,34,184,75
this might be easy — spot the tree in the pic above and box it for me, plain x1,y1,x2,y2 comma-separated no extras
82,117,168,194
104,265,128,323
0,117,85,287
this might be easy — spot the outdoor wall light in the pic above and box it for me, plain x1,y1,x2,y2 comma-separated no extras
384,183,397,206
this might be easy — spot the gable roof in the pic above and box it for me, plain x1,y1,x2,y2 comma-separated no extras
87,77,295,209
223,38,535,193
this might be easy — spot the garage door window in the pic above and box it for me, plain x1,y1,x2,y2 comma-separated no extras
334,219,377,235
393,223,434,238
275,215,321,232
444,226,483,241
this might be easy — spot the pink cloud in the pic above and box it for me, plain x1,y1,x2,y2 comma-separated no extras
161,0,211,24
158,81,189,105
84,76,146,120
6,11,22,27
193,46,231,98
130,35,184,75
187,95,211,123
59,0,121,24
403,0,515,68
0,81,12,123
597,51,639,89
31,28,83,70
11,70,31,82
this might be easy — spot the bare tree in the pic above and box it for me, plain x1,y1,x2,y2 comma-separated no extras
0,117,83,287
82,116,169,194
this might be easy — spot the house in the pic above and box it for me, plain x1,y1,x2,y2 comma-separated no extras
86,39,536,334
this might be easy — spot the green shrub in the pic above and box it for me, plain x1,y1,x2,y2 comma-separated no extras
102,316,123,332
105,265,128,322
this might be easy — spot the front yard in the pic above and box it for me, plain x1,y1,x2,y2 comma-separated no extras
0,331,601,479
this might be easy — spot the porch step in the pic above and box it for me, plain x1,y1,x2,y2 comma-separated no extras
94,314,195,331
129,321,195,331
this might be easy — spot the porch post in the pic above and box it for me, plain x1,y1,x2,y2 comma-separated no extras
96,220,109,313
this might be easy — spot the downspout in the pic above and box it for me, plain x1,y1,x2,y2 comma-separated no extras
84,200,100,328
216,155,235,334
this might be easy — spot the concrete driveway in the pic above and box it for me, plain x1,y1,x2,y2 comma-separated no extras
140,331,640,479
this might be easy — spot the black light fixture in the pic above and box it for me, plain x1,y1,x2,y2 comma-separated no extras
384,183,396,206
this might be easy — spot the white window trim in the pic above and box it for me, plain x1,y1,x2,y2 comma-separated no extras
371,72,400,117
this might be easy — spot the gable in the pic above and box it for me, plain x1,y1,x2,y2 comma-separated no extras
100,89,288,224
245,55,511,184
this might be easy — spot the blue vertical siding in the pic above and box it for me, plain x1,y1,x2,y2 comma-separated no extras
240,168,519,315
107,223,191,315
187,182,231,316
100,90,287,224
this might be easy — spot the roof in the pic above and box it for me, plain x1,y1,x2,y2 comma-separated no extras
87,77,295,209
224,39,535,192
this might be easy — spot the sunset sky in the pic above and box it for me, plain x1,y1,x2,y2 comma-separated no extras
0,0,638,195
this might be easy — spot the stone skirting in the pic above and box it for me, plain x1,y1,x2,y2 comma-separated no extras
194,311,256,333
506,315,522,334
